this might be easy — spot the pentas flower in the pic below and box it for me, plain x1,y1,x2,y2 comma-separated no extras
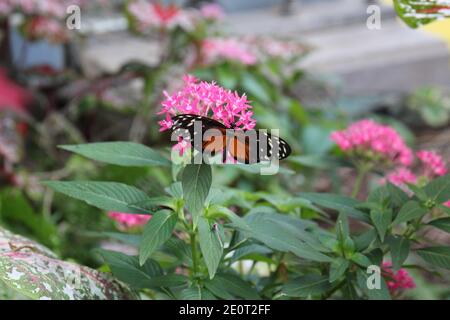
384,167,417,187
24,16,68,43
158,75,257,155
1,0,88,19
108,212,151,229
382,262,416,295
200,3,225,21
330,119,413,167
127,0,194,33
244,36,307,61
416,150,447,178
201,37,258,66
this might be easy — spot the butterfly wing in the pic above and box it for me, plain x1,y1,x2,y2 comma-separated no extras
171,114,227,156
228,130,291,164
170,114,292,163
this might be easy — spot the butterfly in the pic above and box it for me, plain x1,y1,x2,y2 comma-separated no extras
170,114,291,164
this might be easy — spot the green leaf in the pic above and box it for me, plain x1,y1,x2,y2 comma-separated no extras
388,236,410,272
241,72,271,104
416,247,450,269
299,193,369,223
182,164,212,225
180,285,216,300
198,217,223,279
164,238,192,265
370,209,392,242
204,278,235,300
366,248,383,266
43,181,150,214
98,249,161,288
139,210,177,265
428,218,450,233
283,275,332,298
212,273,260,300
288,155,339,170
393,201,428,225
424,175,450,204
354,229,376,252
60,142,170,167
217,65,238,89
103,232,141,247
393,0,450,29
356,269,391,300
387,183,410,208
351,253,373,268
329,258,349,283
0,189,58,248
236,212,332,262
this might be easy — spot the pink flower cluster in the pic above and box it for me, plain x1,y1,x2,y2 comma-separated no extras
25,16,68,43
0,0,87,18
159,75,256,131
330,119,413,166
127,0,195,33
201,37,258,66
384,150,447,188
200,3,225,21
384,167,417,187
158,75,256,155
417,150,448,177
444,201,450,208
199,36,306,66
382,261,416,295
0,0,88,43
108,212,151,229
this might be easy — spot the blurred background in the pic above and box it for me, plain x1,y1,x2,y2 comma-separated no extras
1,0,449,299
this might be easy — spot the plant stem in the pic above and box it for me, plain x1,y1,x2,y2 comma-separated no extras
190,230,199,276
351,164,370,198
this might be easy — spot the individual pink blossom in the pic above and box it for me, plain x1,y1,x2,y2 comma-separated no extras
416,150,447,178
382,261,416,295
330,119,413,166
200,3,225,21
108,212,151,229
0,68,31,114
444,201,450,208
127,0,194,32
384,167,417,187
201,37,258,65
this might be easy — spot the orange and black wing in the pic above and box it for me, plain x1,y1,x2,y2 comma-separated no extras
227,130,291,164
171,114,227,156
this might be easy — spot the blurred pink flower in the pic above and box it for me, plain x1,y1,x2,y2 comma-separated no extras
444,201,450,208
128,0,194,32
200,3,225,20
201,37,258,65
25,16,68,43
0,69,30,114
330,119,413,166
416,150,447,178
108,212,151,229
384,167,417,187
382,261,416,295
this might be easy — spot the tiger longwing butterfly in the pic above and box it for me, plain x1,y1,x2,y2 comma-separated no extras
170,114,291,164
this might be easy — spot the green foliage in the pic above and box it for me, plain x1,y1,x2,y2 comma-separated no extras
394,0,450,28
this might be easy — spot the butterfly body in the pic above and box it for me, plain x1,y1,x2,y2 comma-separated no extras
170,114,291,164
